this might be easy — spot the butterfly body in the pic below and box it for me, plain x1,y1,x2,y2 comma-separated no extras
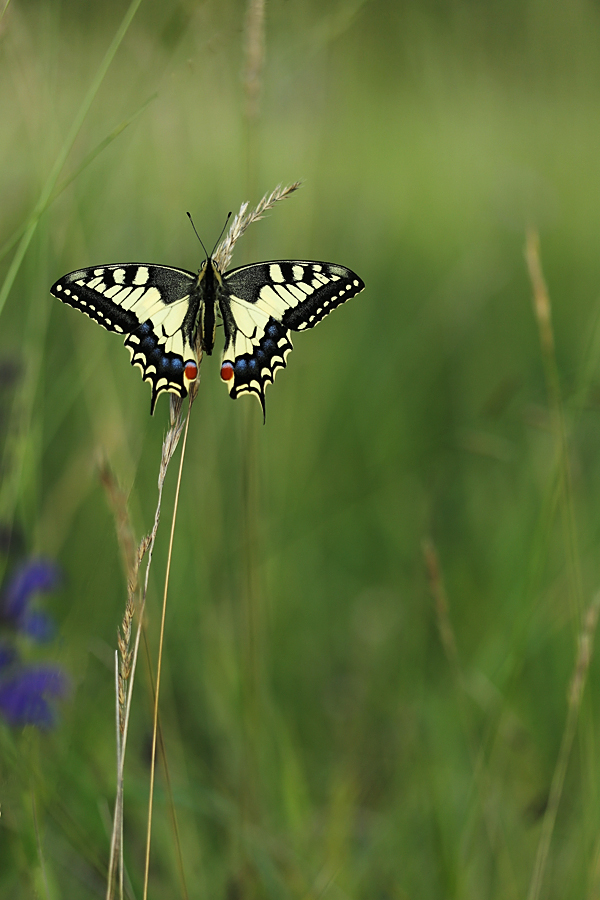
51,253,364,416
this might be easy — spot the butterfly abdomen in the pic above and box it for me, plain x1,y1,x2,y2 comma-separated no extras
199,298,216,355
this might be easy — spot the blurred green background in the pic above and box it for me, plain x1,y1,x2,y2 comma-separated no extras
2,0,600,896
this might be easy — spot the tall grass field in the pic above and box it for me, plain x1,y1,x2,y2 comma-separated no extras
2,0,600,897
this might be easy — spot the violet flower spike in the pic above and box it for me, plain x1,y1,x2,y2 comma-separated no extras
4,559,60,637
0,665,70,729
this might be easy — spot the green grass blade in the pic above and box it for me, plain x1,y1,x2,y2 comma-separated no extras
0,93,157,266
0,0,144,319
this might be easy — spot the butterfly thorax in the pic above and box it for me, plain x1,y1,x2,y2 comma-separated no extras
194,258,224,355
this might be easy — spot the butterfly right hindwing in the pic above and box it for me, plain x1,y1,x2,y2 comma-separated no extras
218,260,365,415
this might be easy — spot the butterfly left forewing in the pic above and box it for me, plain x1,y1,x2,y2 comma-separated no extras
50,263,200,413
219,261,364,415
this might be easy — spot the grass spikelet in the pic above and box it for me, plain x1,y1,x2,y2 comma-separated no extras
213,181,302,271
98,461,138,735
422,537,460,679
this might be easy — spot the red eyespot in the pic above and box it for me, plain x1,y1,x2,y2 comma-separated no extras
184,362,198,382
220,362,234,382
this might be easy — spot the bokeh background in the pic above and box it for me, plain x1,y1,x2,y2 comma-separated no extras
2,0,600,897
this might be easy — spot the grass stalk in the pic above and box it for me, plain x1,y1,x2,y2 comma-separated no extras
524,229,599,895
525,228,583,627
140,628,190,900
112,651,124,900
32,791,51,900
527,593,600,900
243,0,265,202
423,538,520,900
104,397,187,900
0,93,157,267
142,397,194,900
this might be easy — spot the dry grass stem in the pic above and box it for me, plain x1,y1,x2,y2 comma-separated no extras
525,228,562,433
525,229,583,627
104,400,187,900
242,0,266,199
525,228,555,363
142,395,195,900
139,629,190,900
528,592,600,900
243,0,265,122
31,792,51,900
214,181,302,271
423,537,460,678
423,537,520,899
98,460,139,734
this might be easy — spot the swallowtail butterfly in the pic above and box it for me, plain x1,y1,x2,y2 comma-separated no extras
50,247,364,417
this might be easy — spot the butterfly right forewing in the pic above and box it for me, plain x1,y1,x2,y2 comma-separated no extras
218,260,364,416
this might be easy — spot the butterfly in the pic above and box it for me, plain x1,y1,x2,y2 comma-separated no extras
50,248,365,417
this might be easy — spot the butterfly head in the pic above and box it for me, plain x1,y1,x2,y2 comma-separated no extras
196,257,224,290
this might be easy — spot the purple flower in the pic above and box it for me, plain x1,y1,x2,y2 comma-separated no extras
0,557,69,729
3,559,61,637
18,610,56,642
0,665,69,729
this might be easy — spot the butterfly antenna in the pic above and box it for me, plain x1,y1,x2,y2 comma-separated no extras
210,212,232,258
186,212,210,261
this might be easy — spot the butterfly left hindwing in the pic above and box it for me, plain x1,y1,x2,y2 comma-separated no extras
219,261,365,415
